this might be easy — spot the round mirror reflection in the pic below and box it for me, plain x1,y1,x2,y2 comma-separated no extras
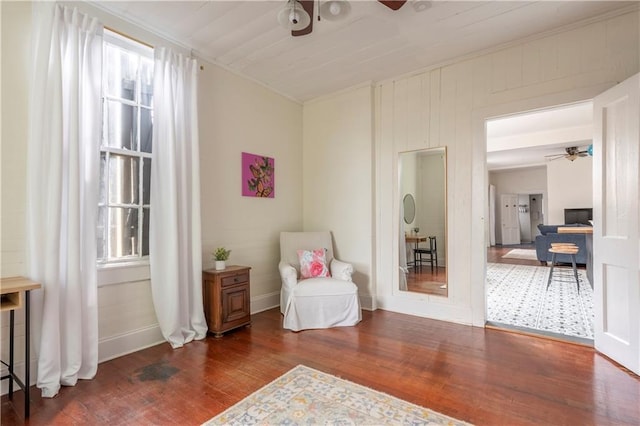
403,194,416,224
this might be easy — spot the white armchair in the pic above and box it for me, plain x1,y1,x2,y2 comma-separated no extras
279,231,361,331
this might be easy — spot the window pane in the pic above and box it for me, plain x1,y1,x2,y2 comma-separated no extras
107,207,138,258
140,57,154,107
104,100,137,151
108,154,139,204
104,43,139,102
139,107,153,153
143,158,151,205
99,153,107,204
142,207,150,256
97,207,106,260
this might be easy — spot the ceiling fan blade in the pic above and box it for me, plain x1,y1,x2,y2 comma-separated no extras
544,153,566,159
378,1,407,11
292,0,314,36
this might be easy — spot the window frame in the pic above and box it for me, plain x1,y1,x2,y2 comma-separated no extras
98,29,154,267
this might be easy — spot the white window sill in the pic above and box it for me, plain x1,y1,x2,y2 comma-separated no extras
98,261,150,287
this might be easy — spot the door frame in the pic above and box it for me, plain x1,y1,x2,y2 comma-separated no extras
470,85,613,328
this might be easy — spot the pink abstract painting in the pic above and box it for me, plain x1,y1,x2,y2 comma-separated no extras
242,152,275,198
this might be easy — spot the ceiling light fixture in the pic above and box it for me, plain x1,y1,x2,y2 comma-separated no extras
319,0,351,21
278,0,312,31
411,0,432,12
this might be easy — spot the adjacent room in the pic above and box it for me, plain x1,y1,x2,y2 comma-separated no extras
2,1,639,425
485,103,595,343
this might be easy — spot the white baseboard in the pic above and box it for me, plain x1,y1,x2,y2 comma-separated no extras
359,294,375,311
98,324,165,363
251,291,281,314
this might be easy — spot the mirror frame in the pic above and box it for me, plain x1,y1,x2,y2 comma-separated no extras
403,193,416,224
398,147,448,297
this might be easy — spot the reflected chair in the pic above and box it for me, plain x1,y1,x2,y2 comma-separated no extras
414,236,437,272
279,231,361,331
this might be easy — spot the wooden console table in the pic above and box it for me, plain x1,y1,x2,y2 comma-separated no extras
1,276,41,418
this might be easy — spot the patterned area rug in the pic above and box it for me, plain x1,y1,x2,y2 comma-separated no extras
486,263,594,339
203,365,471,426
501,249,538,261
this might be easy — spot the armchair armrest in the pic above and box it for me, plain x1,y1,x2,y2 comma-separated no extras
278,261,298,291
331,258,354,281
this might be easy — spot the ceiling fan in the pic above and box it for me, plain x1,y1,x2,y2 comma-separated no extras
278,0,409,37
545,146,590,162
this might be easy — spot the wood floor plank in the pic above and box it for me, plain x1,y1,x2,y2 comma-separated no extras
2,308,638,425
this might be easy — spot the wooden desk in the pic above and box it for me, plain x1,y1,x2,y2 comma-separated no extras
1,276,41,418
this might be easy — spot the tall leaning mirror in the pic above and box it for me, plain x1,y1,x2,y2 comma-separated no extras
398,147,447,296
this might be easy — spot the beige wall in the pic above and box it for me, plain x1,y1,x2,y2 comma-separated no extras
302,85,374,305
2,0,638,384
489,166,548,244
547,157,593,224
1,1,31,279
198,59,302,308
489,158,593,244
374,9,639,324
1,1,34,386
0,1,302,381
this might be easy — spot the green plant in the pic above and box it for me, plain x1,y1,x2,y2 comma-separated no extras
213,247,231,261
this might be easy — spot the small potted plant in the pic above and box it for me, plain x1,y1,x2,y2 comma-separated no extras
213,247,231,270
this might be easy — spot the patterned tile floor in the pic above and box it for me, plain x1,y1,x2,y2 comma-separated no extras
486,263,594,339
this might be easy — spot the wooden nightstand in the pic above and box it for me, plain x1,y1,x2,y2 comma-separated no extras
202,265,251,337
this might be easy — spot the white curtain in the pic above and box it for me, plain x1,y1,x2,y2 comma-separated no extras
27,3,102,398
150,47,207,348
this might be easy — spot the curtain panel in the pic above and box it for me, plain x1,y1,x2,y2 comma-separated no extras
150,48,207,348
27,3,102,398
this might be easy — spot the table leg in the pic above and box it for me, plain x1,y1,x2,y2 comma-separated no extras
24,290,31,418
9,309,14,399
571,255,579,293
546,253,556,290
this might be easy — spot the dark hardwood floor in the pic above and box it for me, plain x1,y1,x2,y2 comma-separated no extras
2,308,638,425
406,265,447,296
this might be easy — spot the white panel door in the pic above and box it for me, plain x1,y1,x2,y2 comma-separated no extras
593,72,640,375
501,194,520,245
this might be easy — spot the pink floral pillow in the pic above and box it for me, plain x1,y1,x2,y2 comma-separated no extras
297,248,331,279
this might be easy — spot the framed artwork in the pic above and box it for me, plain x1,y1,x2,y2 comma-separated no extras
242,152,275,198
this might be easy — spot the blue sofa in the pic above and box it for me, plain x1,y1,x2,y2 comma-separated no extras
534,224,589,265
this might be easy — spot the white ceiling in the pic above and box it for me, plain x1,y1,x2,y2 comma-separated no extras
486,102,594,171
91,0,635,103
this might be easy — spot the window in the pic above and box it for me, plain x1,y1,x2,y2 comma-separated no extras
98,30,153,263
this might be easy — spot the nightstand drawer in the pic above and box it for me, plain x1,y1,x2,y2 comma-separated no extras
221,273,249,287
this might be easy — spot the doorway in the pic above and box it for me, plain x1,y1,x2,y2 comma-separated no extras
485,102,594,344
